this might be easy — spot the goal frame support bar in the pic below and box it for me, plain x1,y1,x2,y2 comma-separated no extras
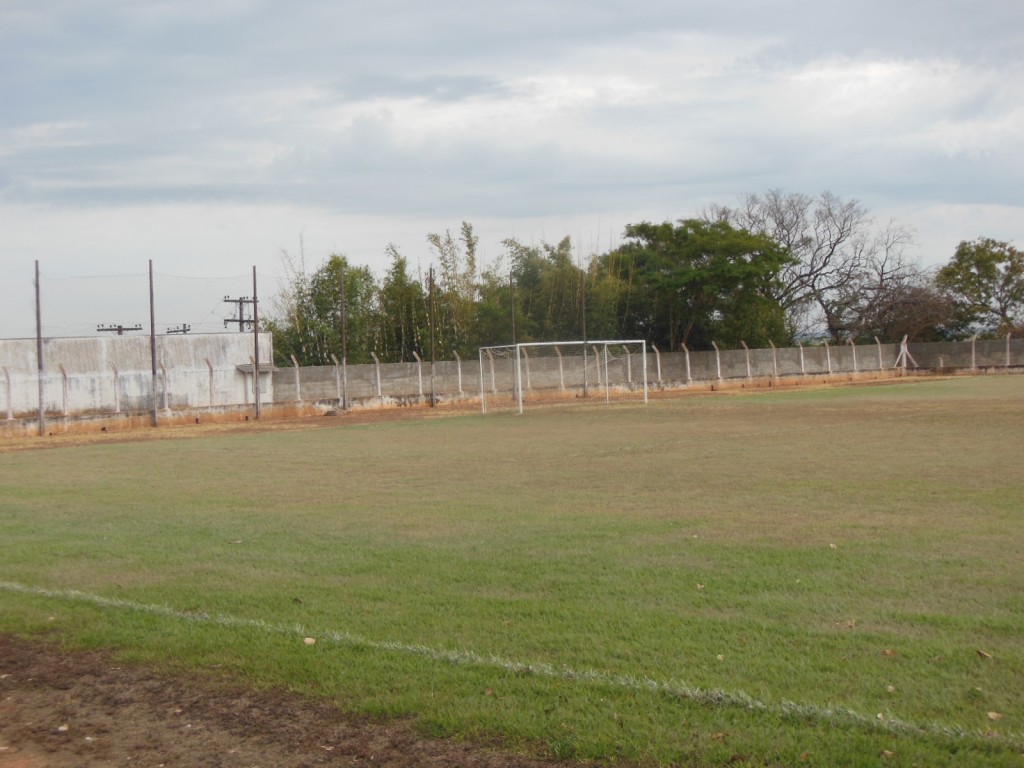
478,340,649,414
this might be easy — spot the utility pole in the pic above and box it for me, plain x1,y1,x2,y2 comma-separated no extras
223,296,255,331
340,265,348,410
580,264,588,398
252,268,261,420
225,280,261,419
97,324,143,335
149,260,157,428
428,266,436,407
510,269,516,346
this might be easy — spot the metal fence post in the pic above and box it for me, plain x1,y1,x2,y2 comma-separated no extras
412,351,424,399
205,358,215,407
331,354,342,404
59,364,68,416
370,351,382,400
110,362,120,414
290,354,302,403
3,367,12,422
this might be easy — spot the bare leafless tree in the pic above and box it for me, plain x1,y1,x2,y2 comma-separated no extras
706,191,921,342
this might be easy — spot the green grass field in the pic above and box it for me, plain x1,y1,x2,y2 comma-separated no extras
2,376,1023,766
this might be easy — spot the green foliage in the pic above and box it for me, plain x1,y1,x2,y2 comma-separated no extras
375,245,428,362
501,236,585,343
601,218,793,350
266,218,797,362
264,254,377,366
264,216,1023,363
936,238,1024,336
427,222,479,359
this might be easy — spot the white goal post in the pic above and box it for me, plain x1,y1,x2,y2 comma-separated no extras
478,340,649,414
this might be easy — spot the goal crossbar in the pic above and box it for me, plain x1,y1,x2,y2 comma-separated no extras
478,340,649,414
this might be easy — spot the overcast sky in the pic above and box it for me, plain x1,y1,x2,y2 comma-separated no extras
2,0,1022,337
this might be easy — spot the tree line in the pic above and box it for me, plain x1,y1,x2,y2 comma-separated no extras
265,191,1023,367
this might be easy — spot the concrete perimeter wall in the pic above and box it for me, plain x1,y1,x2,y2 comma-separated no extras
273,337,1024,408
1,333,272,425
3,335,1022,431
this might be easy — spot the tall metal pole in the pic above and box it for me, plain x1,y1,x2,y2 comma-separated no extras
340,265,349,411
510,269,516,346
580,266,588,398
35,261,45,436
149,260,158,427
252,266,261,420
428,266,436,407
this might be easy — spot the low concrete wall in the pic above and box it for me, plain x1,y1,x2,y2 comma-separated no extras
271,339,1024,411
908,338,1019,370
4,336,1022,431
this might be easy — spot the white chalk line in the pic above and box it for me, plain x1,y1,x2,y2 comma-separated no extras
1,579,1018,750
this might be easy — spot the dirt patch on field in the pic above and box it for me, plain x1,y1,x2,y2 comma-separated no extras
0,371,929,454
0,634,601,768
0,402,479,454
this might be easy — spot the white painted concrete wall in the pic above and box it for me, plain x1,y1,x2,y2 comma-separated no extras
1,333,273,418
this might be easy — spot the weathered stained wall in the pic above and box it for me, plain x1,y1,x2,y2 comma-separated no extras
270,337,1024,409
3,335,1022,428
1,333,273,419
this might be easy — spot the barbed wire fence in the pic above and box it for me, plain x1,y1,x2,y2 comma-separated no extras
4,261,1024,436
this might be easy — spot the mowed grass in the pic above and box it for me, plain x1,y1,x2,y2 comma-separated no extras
1,375,1023,766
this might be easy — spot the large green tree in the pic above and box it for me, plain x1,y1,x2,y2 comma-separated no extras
601,219,793,350
936,238,1024,336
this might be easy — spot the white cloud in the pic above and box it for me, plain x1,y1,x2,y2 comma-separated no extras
1,0,1022,338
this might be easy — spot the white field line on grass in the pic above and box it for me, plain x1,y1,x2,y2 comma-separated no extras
1,580,1018,750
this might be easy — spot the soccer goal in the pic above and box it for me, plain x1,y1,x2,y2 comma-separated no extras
478,340,649,414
